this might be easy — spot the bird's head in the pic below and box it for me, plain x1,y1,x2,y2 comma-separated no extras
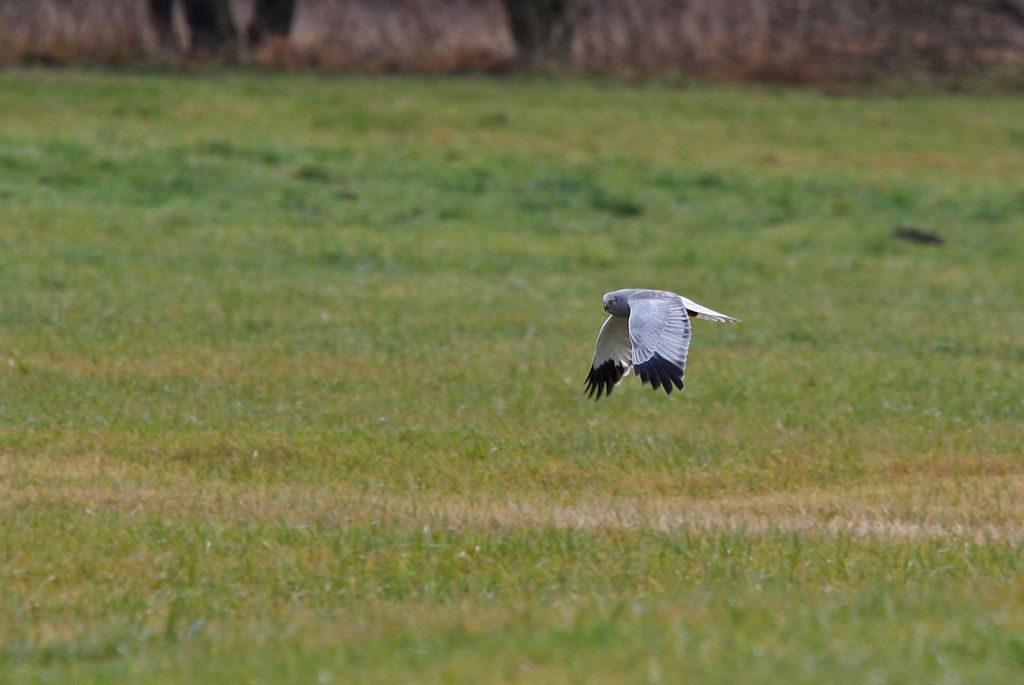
602,290,630,316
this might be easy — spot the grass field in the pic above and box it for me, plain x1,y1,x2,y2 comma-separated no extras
1,69,1023,683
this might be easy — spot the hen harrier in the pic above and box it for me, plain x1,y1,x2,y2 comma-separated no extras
585,289,737,399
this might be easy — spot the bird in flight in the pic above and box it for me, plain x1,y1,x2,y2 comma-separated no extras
585,289,737,399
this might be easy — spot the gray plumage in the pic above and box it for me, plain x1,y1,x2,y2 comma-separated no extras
585,289,738,399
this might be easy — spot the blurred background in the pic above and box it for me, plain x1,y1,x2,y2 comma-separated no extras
2,0,1024,82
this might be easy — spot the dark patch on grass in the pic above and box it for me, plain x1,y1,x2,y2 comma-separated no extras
0,152,27,171
195,140,288,166
294,163,332,183
517,173,641,217
517,173,588,211
159,211,197,231
893,226,944,245
694,171,728,189
278,188,324,218
786,329,823,345
195,140,238,158
38,274,69,291
389,207,428,225
437,167,493,195
437,206,468,221
588,187,643,217
37,171,88,189
652,170,730,192
477,111,510,128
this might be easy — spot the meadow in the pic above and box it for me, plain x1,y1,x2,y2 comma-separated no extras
0,69,1022,683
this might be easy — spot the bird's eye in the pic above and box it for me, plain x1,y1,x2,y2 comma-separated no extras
609,297,617,304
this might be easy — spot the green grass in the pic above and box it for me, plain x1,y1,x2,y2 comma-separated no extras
1,69,1023,683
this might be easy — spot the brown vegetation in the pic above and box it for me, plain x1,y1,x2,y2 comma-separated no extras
540,0,1024,80
0,0,1022,82
0,0,157,63
287,0,516,71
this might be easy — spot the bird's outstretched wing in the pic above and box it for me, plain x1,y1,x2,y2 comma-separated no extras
628,294,692,394
585,315,632,399
679,295,739,323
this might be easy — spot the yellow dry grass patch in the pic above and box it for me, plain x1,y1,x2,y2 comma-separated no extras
5,453,1022,543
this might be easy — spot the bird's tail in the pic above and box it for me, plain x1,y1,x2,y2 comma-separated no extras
680,296,739,323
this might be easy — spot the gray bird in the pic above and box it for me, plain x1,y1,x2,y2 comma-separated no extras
585,289,738,399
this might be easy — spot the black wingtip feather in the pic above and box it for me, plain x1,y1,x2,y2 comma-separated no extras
585,360,626,401
634,354,685,396
658,357,676,393
646,361,662,391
